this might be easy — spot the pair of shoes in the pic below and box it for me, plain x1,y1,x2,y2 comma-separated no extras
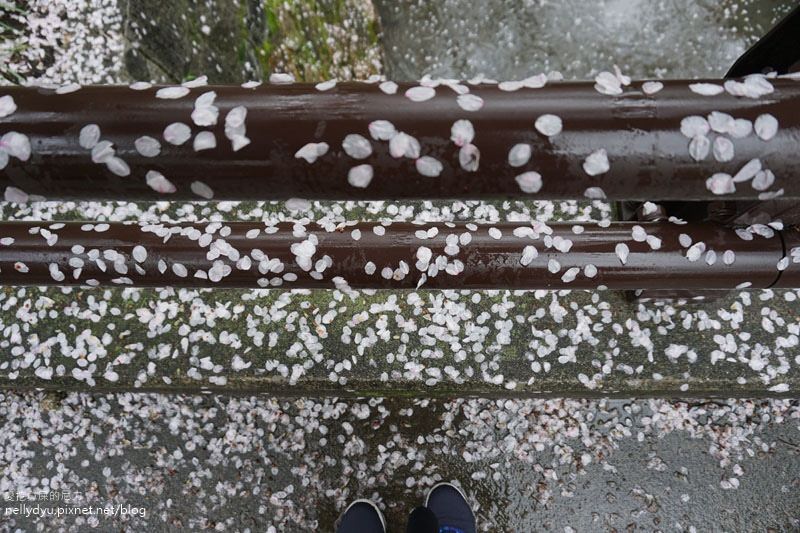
335,482,476,533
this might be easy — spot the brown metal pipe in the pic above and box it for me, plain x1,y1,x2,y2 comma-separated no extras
0,221,791,289
1,79,798,201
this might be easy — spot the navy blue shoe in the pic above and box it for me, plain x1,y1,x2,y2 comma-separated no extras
425,483,476,533
336,499,386,533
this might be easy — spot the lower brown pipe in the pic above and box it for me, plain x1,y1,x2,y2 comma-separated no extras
0,221,793,289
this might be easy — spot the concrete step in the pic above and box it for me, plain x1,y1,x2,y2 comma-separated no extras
1,283,798,397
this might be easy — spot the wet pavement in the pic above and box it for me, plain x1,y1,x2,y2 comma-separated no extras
1,393,798,531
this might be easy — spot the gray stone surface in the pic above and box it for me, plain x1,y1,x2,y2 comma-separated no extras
0,393,798,531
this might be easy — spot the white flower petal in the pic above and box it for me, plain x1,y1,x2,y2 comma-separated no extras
594,71,622,95
707,111,734,133
106,156,130,177
724,75,774,98
315,79,336,91
1,131,31,161
732,158,761,182
146,171,176,194
751,169,775,191
754,114,778,141
689,83,724,96
294,142,329,163
680,116,710,138
641,81,663,95
515,171,542,193
561,267,580,283
499,80,523,92
729,119,752,138
405,86,436,102
534,114,562,137
582,149,609,176
193,131,217,152
520,245,538,266
450,120,474,147
368,120,396,141
224,106,250,151
415,156,443,177
342,134,372,159
347,164,373,188
458,144,480,172
135,136,161,157
91,140,115,163
56,83,81,94
688,135,710,161
0,95,17,118
191,180,214,199
615,243,629,265
163,122,192,145
379,81,398,95
522,74,548,89
389,132,420,159
584,187,606,199
457,93,483,111
4,186,29,203
712,137,734,162
156,86,190,99
79,124,101,149
706,173,736,195
182,75,208,88
132,245,147,263
269,73,295,84
508,143,531,167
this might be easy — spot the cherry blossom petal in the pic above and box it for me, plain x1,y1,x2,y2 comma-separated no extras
688,135,710,161
156,86,190,99
680,116,710,138
534,114,562,137
689,83,724,96
754,114,778,141
379,81,398,95
582,149,609,176
135,136,161,157
269,73,295,84
405,86,435,102
191,180,214,199
1,131,31,161
342,134,372,159
415,156,443,177
369,120,396,141
508,143,531,167
163,122,192,145
79,124,101,149
450,120,474,147
458,144,480,172
706,173,736,195
0,95,16,118
4,186,28,203
515,171,542,193
146,170,176,194
641,81,663,95
193,131,217,152
347,164,373,188
457,93,484,111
